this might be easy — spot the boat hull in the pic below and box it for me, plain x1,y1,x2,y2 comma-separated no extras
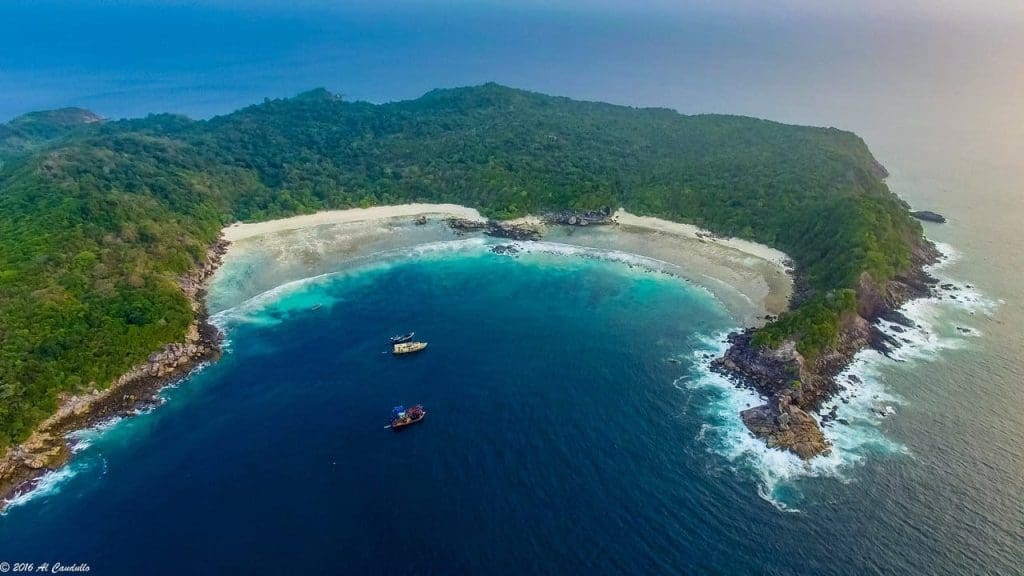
392,342,427,355
389,406,427,430
390,412,426,429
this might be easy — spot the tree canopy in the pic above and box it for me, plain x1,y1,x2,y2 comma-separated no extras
0,84,924,447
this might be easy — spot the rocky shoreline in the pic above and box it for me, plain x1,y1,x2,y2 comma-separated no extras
446,208,614,240
0,205,900,505
446,217,543,241
0,238,230,510
712,239,942,459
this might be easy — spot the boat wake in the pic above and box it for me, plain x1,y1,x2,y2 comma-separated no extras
684,241,998,511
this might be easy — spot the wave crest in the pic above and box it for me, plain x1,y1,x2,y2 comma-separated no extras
687,240,995,510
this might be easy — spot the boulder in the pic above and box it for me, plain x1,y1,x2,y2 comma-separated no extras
740,394,830,460
910,210,947,223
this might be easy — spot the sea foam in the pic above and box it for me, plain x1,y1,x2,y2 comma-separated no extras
2,463,84,513
686,241,997,511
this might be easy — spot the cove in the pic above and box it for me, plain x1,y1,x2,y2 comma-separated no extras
1,243,996,574
0,247,758,573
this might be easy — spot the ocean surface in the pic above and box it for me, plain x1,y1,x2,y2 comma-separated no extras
2,1,1023,574
0,238,1016,574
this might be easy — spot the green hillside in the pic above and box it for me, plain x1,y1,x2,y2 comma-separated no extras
0,84,924,447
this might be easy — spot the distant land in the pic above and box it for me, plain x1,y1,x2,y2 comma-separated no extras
0,84,936,497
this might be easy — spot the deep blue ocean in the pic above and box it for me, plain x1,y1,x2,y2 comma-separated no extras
3,1,1023,573
2,245,1018,574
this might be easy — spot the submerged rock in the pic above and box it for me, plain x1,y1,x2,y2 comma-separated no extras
490,244,521,256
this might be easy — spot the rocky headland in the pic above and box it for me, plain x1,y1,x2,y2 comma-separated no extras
0,239,230,509
713,240,942,459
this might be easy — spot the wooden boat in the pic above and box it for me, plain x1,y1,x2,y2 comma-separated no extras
311,304,323,311
392,341,427,355
387,405,426,429
389,332,415,344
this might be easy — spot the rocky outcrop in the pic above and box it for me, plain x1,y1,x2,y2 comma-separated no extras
0,238,229,509
870,158,890,179
543,208,613,226
740,392,829,459
446,218,542,241
715,239,941,460
490,244,522,256
910,210,946,224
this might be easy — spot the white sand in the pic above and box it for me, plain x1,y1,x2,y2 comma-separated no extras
612,209,790,267
215,204,793,325
223,204,484,242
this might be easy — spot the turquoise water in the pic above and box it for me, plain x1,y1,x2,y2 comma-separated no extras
2,242,1017,574
3,2,1023,571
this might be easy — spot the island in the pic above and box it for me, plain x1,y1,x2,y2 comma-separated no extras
0,84,936,502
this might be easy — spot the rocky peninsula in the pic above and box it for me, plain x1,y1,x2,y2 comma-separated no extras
713,239,941,458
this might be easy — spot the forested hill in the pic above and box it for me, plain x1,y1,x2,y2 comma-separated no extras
0,84,925,447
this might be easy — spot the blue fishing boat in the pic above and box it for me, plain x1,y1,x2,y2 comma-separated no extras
386,405,426,429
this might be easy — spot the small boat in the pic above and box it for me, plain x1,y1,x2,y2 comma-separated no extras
392,341,427,355
387,405,426,429
389,332,415,344
311,304,323,311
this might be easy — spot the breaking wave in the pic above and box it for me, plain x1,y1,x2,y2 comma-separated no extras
684,241,997,511
209,237,727,331
2,462,86,513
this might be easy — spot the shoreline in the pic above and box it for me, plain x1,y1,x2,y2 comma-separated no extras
712,238,942,459
216,204,793,322
611,210,790,268
222,203,485,242
0,240,229,510
1,203,793,508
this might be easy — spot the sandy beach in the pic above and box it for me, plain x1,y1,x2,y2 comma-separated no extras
223,204,485,242
212,204,792,326
611,209,790,268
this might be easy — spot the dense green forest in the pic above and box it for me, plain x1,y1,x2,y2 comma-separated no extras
0,84,924,448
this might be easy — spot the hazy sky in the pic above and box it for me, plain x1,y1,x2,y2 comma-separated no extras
1,0,1021,128
1,0,1021,309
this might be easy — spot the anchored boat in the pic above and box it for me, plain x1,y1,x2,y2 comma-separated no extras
389,332,415,344
387,405,426,429
392,341,427,355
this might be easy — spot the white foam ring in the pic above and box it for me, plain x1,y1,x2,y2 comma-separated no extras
515,241,724,303
684,241,997,511
212,238,724,330
211,237,491,328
